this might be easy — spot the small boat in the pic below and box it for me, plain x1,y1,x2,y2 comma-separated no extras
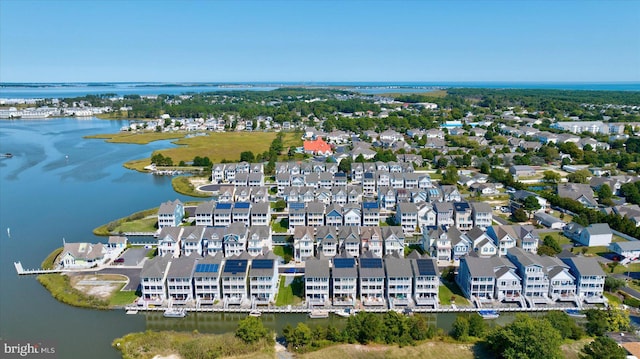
565,309,586,318
335,308,356,318
478,309,500,319
125,309,138,315
7,227,10,238
2,153,12,158
163,308,187,318
308,309,329,319
249,310,262,317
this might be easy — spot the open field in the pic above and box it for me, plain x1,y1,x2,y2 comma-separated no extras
439,282,470,306
299,341,480,359
86,131,185,144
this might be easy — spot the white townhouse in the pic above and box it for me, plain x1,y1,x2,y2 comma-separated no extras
361,226,383,258
408,252,440,307
213,202,233,227
339,226,361,258
293,226,315,262
203,227,225,256
158,199,185,229
491,256,523,306
140,256,172,305
331,254,358,306
247,225,272,256
158,227,183,257
316,226,338,258
232,202,251,226
507,247,550,306
560,255,606,304
396,202,419,234
223,222,248,257
288,202,307,230
195,200,215,226
453,202,474,231
221,257,250,305
59,242,107,269
343,205,361,227
362,202,380,226
249,254,279,305
193,253,224,305
433,202,454,228
306,201,326,227
181,226,205,257
382,226,405,257
385,254,413,307
539,256,577,303
250,202,270,226
325,203,343,227
470,202,492,229
305,256,331,307
456,255,495,301
166,255,197,305
359,252,386,306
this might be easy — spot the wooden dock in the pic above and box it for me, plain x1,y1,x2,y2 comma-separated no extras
14,261,63,275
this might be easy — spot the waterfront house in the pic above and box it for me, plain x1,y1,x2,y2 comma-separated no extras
359,252,386,306
305,256,330,307
249,254,279,305
559,255,606,304
578,223,613,247
232,202,251,226
158,199,185,229
316,226,339,258
332,254,358,306
456,254,496,301
59,242,107,269
222,222,248,257
158,227,183,257
193,253,224,304
181,226,205,257
107,236,128,251
409,253,439,307
294,226,315,262
221,257,250,305
382,226,405,257
360,226,383,258
203,227,224,256
166,255,197,305
539,256,577,303
491,256,523,305
507,247,551,306
140,256,171,305
385,254,413,307
247,225,272,256
195,200,215,226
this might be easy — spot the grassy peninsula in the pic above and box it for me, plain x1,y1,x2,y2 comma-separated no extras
93,207,158,236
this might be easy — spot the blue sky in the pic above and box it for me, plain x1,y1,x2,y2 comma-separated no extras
1,0,639,83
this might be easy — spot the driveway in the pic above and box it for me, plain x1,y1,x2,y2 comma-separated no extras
115,248,150,267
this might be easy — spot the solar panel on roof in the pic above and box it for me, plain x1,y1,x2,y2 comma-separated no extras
195,263,219,273
224,259,247,274
216,203,232,210
363,202,378,209
417,259,436,276
360,258,383,268
234,202,251,209
334,258,356,269
251,259,273,269
290,202,305,210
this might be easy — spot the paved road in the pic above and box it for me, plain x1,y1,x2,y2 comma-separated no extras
493,216,509,225
99,267,142,291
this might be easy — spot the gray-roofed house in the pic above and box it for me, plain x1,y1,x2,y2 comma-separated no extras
158,199,185,229
58,242,107,269
221,257,250,305
247,225,272,256
385,254,413,307
331,252,358,306
181,226,206,256
456,255,496,301
382,226,405,257
410,253,440,307
560,256,606,304
558,183,597,208
534,212,566,230
250,202,270,226
578,223,613,247
203,227,225,256
193,253,224,304
359,251,386,306
610,241,640,262
316,226,338,258
166,255,198,304
539,256,576,303
223,222,249,257
361,226,383,258
306,201,326,227
294,226,315,262
491,256,523,306
470,202,493,229
158,227,183,257
433,202,455,228
506,247,551,306
396,202,418,234
195,200,215,226
107,236,128,250
140,256,172,305
249,254,279,305
232,202,251,226
305,256,330,307
339,226,361,257
213,202,233,227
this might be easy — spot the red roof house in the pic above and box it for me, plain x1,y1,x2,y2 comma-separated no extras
303,138,333,156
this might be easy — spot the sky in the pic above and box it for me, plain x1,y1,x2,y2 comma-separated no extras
1,0,639,83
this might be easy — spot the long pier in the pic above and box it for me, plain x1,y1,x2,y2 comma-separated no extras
14,261,65,275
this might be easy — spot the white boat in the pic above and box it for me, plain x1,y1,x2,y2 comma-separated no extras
163,308,187,318
308,309,329,319
7,227,10,238
565,309,586,318
335,308,357,318
478,309,499,319
249,310,262,317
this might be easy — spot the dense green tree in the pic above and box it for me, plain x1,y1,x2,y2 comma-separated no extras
485,315,563,359
468,313,487,338
512,208,528,222
441,166,460,185
543,170,561,183
542,235,562,254
544,311,584,340
580,336,627,359
338,157,352,174
567,169,591,184
605,276,625,291
597,184,614,204
240,151,255,163
235,316,270,344
523,196,541,218
585,308,631,336
451,315,470,340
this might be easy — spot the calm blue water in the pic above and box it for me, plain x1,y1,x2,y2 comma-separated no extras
1,82,638,98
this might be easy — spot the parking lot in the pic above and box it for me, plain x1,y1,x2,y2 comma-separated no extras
114,247,151,267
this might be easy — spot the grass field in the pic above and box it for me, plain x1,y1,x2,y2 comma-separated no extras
85,131,185,144
299,341,480,359
439,282,470,306
172,176,212,198
109,289,138,306
540,231,572,247
273,246,293,263
275,276,303,306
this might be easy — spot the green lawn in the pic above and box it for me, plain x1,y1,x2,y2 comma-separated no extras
604,292,623,307
439,282,470,306
109,289,138,306
273,245,293,263
271,219,289,233
275,276,303,306
540,231,572,247
115,216,158,233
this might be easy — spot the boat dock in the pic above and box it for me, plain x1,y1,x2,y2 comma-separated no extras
13,261,63,275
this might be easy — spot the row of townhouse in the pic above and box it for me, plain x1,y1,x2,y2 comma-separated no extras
157,224,273,258
140,251,279,306
194,201,271,227
304,251,440,308
211,162,264,184
288,201,381,230
406,201,493,233
276,173,349,195
422,224,540,264
216,186,270,203
293,225,405,262
456,248,606,307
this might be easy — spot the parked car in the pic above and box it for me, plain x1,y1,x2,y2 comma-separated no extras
114,258,125,263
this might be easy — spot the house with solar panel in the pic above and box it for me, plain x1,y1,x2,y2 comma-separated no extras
359,252,386,306
382,226,405,257
223,222,248,257
362,202,379,226
158,227,183,257
409,252,440,307
305,256,330,307
195,200,215,226
157,199,185,229
332,253,358,306
316,226,338,258
181,226,206,257
249,254,279,305
140,256,171,305
221,258,249,305
203,227,225,256
453,202,473,231
362,172,376,194
193,253,223,304
247,225,272,256
213,202,233,227
361,226,383,257
289,202,306,230
232,202,251,226
166,255,198,305
250,202,270,226
293,226,315,262
385,254,413,307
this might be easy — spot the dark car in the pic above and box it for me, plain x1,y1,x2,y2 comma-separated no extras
114,258,125,263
